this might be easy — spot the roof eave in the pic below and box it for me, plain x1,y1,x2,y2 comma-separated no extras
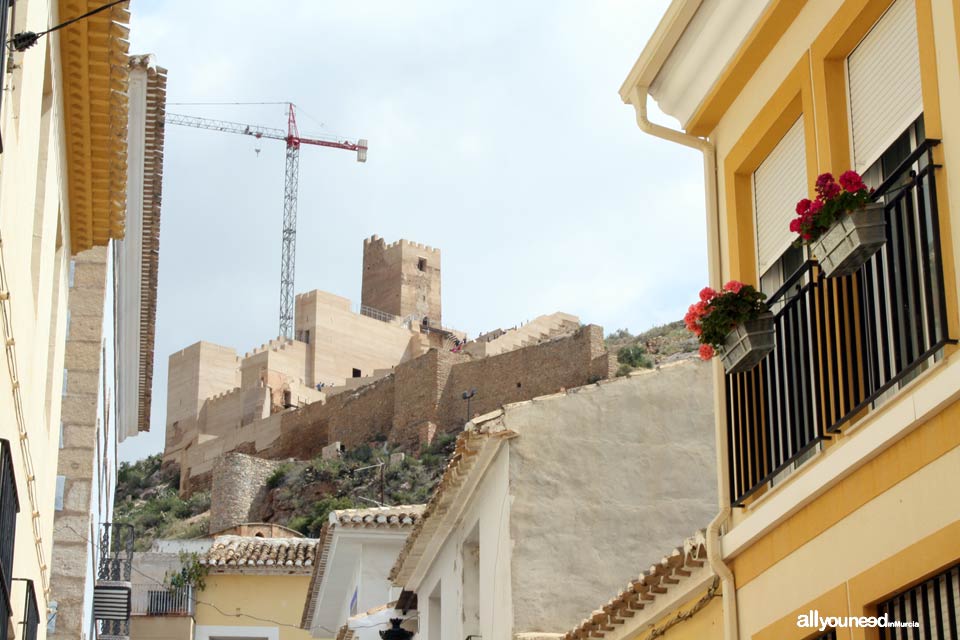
619,0,703,104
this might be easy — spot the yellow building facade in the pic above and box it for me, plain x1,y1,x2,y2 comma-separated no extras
0,1,130,639
624,0,960,639
129,535,319,640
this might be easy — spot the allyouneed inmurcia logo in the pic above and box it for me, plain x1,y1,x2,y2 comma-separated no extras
797,611,920,632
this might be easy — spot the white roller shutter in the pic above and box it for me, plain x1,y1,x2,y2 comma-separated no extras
848,0,922,172
754,118,807,276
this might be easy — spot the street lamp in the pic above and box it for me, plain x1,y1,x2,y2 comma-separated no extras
379,618,414,640
461,389,477,424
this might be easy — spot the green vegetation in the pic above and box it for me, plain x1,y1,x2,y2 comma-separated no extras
114,436,459,546
166,551,210,591
605,320,698,366
268,437,456,537
114,455,211,551
617,344,653,370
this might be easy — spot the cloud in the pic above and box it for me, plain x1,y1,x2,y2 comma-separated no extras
120,0,702,462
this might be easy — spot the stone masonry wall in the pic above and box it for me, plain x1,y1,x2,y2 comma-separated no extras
209,453,284,533
177,325,611,495
50,247,108,640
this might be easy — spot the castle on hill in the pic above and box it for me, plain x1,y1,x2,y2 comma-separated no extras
164,235,612,494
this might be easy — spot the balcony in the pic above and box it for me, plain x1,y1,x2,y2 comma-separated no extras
131,584,195,617
725,139,956,506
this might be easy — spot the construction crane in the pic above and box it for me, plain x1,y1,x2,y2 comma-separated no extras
165,104,368,339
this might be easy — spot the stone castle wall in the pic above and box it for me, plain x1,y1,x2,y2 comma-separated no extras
177,325,611,495
209,453,284,533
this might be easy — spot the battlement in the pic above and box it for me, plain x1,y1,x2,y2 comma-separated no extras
243,337,296,359
362,235,442,324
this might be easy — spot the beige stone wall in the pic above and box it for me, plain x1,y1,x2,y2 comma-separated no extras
296,288,426,387
209,453,283,533
239,338,307,390
361,235,442,324
50,247,108,640
166,341,240,431
174,325,614,494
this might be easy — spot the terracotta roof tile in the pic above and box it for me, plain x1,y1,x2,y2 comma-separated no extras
333,505,425,528
201,535,319,572
564,531,712,640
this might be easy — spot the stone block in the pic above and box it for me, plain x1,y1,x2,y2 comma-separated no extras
321,441,343,460
62,423,97,450
63,479,91,512
67,314,104,341
64,340,102,371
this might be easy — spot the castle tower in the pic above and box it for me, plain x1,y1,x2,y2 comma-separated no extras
361,235,442,325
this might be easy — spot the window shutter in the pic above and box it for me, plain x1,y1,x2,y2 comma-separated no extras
753,118,807,276
847,0,922,172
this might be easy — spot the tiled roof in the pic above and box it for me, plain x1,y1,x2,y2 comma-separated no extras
128,54,167,435
335,624,355,640
59,0,131,253
564,531,712,640
301,506,425,630
389,415,516,584
332,505,425,528
200,535,318,572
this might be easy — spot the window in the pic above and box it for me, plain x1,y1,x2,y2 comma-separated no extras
876,562,959,639
19,579,39,640
417,257,427,272
753,117,807,284
352,368,361,378
847,0,922,173
1,439,20,640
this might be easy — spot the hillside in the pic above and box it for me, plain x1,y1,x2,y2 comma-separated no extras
115,320,695,549
605,320,698,375
114,436,456,549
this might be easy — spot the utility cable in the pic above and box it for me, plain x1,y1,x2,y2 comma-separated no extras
8,0,128,52
166,101,290,107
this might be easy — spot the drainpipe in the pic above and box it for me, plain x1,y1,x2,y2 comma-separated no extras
627,86,739,640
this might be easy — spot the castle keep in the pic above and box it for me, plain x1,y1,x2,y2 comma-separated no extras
164,236,614,494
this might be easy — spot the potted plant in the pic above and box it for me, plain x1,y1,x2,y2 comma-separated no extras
791,171,885,277
685,281,774,375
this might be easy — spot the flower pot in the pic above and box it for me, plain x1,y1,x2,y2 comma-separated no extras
810,202,886,278
721,312,775,375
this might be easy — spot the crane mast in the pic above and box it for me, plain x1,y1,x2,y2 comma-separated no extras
165,104,368,339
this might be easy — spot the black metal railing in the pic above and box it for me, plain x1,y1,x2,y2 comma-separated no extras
726,139,955,505
877,562,959,639
11,579,39,640
0,439,19,640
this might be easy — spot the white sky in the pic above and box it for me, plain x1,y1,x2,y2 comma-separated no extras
119,0,707,462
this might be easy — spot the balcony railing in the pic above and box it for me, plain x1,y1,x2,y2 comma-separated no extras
131,585,195,617
726,139,956,506
0,439,19,640
11,579,39,640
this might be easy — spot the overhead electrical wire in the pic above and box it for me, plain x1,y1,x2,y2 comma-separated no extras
7,0,128,52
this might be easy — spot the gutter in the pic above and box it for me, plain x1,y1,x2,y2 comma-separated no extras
625,86,738,640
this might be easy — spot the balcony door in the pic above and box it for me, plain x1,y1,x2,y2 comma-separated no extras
753,117,807,305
